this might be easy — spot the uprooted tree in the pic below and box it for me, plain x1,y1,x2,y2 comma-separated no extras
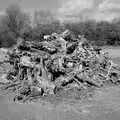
1,30,120,102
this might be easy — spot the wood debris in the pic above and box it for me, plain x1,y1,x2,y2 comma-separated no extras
1,30,120,102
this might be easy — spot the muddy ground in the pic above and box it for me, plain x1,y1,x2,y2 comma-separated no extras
0,47,120,120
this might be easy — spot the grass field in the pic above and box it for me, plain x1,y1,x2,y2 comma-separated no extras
0,47,120,120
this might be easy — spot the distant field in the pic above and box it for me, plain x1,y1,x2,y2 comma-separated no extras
102,46,120,58
102,47,120,65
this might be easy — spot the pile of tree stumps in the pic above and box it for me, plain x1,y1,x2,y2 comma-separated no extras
1,30,120,102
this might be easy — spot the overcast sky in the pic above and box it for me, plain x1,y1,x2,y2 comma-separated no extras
0,0,60,12
0,0,120,22
58,0,120,22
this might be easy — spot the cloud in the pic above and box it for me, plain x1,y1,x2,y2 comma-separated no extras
98,0,120,13
58,0,95,22
93,12,119,21
95,0,120,21
58,0,94,15
57,0,120,22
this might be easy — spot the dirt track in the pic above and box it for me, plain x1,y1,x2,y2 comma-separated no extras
0,86,120,120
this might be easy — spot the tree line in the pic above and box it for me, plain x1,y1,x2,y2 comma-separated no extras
0,4,120,48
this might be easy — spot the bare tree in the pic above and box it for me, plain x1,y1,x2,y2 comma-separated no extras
2,4,29,38
33,10,56,27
